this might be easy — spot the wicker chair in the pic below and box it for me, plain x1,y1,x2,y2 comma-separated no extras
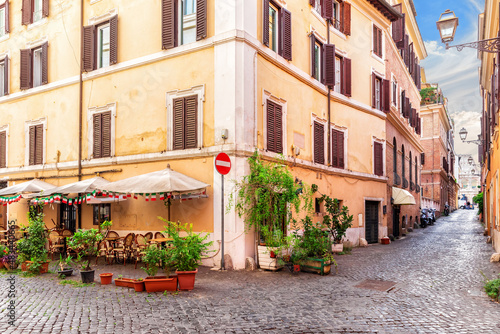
112,233,134,265
144,232,153,243
133,234,148,269
154,231,165,239
48,231,64,260
95,240,115,265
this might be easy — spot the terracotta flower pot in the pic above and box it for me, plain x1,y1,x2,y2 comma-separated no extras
293,264,300,272
176,269,198,291
99,273,113,285
144,275,178,292
133,280,145,292
114,278,134,287
381,237,391,245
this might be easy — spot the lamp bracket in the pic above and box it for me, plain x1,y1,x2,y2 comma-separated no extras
446,37,500,53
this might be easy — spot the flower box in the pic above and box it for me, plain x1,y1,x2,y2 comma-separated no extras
300,258,331,275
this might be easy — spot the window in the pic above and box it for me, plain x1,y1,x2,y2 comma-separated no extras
374,141,383,176
29,124,43,165
93,111,111,158
266,100,283,154
20,43,48,89
392,79,398,107
331,128,344,169
393,137,397,174
313,121,325,164
312,38,322,81
332,1,340,30
311,0,350,35
334,56,341,93
97,23,110,69
22,0,48,25
401,145,405,179
409,151,412,186
313,0,321,14
0,58,8,97
333,54,352,96
373,25,383,58
93,203,110,226
372,73,389,112
0,131,6,168
162,0,207,50
173,95,198,150
400,90,405,115
263,1,292,60
83,16,117,72
60,203,76,232
415,157,418,187
0,1,8,38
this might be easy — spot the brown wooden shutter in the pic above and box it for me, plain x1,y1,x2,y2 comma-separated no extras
83,25,95,72
185,95,198,149
196,0,207,41
41,42,48,85
373,25,378,55
310,0,315,6
324,0,333,21
266,101,275,152
392,4,402,43
332,128,338,167
22,0,31,25
343,57,351,97
20,49,31,90
281,8,292,61
378,28,382,57
0,132,6,168
311,35,317,79
109,15,118,65
313,121,324,164
275,104,283,154
42,0,49,17
338,130,344,168
324,44,335,87
29,126,35,165
374,142,383,176
383,79,390,113
162,0,176,49
342,2,351,36
3,57,8,96
35,124,43,165
4,1,9,33
409,43,414,73
263,0,270,46
93,114,102,158
102,111,111,157
173,98,185,150
372,73,376,108
396,20,406,49
404,34,410,67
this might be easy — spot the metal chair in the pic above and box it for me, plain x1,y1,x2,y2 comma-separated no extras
133,234,148,269
144,232,153,243
48,231,64,260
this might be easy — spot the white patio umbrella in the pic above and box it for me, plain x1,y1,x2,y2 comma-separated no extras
98,167,210,195
0,179,56,196
28,177,110,197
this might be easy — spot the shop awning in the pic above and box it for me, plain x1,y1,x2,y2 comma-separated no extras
392,187,416,205
0,179,56,196
98,167,210,196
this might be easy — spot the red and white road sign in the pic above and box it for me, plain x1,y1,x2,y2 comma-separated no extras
215,153,231,175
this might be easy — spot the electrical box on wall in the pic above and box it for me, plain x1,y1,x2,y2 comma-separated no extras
221,129,228,139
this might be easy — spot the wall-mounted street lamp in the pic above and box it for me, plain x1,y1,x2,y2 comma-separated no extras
437,9,500,52
459,127,484,145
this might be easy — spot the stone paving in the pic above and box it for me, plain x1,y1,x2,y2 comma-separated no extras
1,209,500,333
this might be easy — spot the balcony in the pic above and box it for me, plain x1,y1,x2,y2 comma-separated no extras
394,173,401,185
410,181,415,191
402,177,409,189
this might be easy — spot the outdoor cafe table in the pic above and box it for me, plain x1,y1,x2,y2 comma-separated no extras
149,237,173,248
105,237,123,248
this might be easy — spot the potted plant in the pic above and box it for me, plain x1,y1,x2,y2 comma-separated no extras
319,195,353,253
162,219,213,291
228,152,313,270
17,210,50,274
142,244,177,292
67,222,108,283
99,273,113,285
55,254,75,278
114,274,134,287
0,245,8,269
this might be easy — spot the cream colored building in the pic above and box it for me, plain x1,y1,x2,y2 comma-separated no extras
0,0,427,269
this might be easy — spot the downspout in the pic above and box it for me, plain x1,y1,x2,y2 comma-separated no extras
327,20,331,166
77,0,84,229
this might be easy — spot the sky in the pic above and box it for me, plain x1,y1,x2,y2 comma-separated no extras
413,0,483,163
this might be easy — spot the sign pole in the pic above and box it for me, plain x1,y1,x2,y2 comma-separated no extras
221,173,225,271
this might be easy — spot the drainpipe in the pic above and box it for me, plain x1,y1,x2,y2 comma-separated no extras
77,0,84,229
327,20,331,166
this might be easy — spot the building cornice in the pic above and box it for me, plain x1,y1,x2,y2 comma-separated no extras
387,110,424,152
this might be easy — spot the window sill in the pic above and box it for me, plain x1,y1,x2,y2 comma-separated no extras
371,51,384,65
330,26,346,41
28,18,48,31
0,33,9,43
90,0,103,4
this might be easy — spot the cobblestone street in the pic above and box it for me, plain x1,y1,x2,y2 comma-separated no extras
1,209,499,333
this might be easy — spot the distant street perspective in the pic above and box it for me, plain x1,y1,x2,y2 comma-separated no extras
1,209,499,334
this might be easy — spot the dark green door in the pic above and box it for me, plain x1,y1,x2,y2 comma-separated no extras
365,201,379,244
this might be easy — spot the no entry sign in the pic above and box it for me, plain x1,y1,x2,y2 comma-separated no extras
215,153,231,175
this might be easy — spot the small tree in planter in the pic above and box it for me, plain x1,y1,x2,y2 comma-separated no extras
17,210,49,274
141,245,177,292
67,223,108,283
161,218,213,291
319,195,353,252
228,152,313,269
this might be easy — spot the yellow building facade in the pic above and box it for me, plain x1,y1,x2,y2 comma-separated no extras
0,0,425,269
